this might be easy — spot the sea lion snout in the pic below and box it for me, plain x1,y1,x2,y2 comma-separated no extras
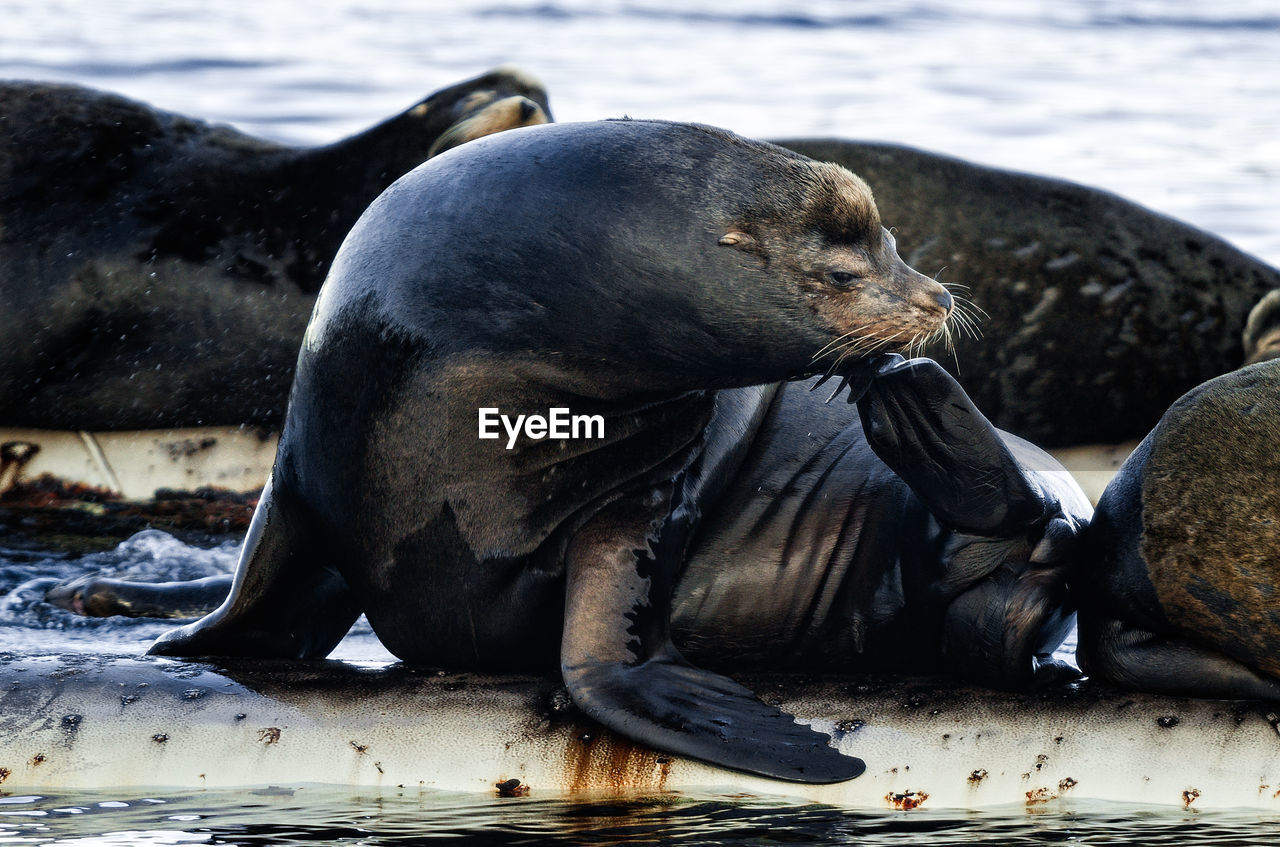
935,288,954,313
896,264,952,318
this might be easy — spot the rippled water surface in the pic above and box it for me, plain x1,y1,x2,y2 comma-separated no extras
2,0,1280,842
2,0,1278,265
0,530,392,660
2,789,1280,846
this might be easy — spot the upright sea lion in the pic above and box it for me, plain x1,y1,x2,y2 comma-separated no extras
0,67,549,430
1077,357,1280,700
778,140,1280,445
147,120,1089,783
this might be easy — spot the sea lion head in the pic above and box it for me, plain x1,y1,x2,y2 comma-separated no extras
426,89,551,159
323,121,955,394
717,156,953,372
404,65,552,160
1242,289,1280,365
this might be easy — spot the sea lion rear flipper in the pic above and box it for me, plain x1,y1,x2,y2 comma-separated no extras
1081,616,1280,701
856,355,1048,535
560,494,864,783
149,474,361,658
46,572,232,619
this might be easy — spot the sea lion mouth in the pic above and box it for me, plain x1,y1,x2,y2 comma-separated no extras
807,283,983,391
427,95,550,159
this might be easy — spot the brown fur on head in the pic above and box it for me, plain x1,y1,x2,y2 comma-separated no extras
427,93,550,159
1243,289,1280,366
719,159,950,359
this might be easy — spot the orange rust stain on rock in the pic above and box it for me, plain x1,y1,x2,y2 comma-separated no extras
1183,788,1201,808
561,729,673,794
1026,787,1056,805
968,769,988,785
1058,777,1078,792
885,790,928,810
257,727,281,745
29,754,46,767
0,767,9,783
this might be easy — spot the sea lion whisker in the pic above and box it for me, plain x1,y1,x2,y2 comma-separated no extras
948,300,983,341
947,309,973,341
953,294,989,321
811,323,878,361
821,327,893,364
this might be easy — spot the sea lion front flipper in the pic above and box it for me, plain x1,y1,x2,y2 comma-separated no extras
560,494,864,783
856,355,1048,535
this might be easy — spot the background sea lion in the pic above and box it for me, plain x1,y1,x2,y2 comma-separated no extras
1077,357,1280,701
145,120,1089,783
778,140,1280,446
0,67,549,431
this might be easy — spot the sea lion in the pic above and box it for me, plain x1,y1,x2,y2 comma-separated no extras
778,140,1280,446
1077,357,1280,700
0,67,549,430
146,120,1089,783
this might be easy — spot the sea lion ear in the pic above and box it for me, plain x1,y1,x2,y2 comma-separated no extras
718,231,758,250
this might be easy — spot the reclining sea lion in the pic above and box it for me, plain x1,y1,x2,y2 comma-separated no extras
0,67,549,430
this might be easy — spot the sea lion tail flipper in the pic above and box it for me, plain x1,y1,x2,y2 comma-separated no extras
856,355,1048,535
148,474,362,659
561,495,864,783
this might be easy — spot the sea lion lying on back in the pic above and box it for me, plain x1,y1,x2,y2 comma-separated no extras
135,120,1090,783
0,67,549,430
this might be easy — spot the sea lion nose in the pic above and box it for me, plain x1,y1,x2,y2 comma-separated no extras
936,288,953,314
518,98,539,121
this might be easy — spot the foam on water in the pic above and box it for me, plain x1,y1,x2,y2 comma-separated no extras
0,530,389,659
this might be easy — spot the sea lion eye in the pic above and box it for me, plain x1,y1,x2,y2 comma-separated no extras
828,271,860,289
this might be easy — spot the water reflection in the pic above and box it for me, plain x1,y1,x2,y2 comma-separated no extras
1,789,1278,845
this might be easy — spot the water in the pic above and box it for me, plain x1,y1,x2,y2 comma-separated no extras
0,788,1278,846
1,0,1277,266
0,530,392,660
1,0,1279,840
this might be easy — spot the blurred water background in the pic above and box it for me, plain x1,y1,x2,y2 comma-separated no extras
2,0,1279,842
3,0,1279,266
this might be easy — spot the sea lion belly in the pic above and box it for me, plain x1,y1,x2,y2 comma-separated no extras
672,380,942,669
